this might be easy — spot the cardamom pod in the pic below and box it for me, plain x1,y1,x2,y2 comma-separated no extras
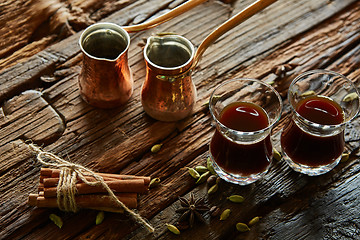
236,222,250,232
227,195,245,203
340,153,349,163
49,214,63,228
195,165,209,173
149,178,161,188
206,157,216,175
166,223,180,235
196,171,210,184
248,216,260,226
273,148,282,161
208,183,218,194
187,167,200,179
266,80,275,85
157,32,177,36
151,144,163,153
203,100,210,107
300,90,316,97
96,211,105,225
220,209,231,221
343,92,358,102
203,95,221,107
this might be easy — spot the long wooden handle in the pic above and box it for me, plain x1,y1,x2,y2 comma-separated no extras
192,0,278,68
123,0,208,33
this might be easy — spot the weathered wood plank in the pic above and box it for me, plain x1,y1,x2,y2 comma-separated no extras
0,140,43,239
0,90,65,148
0,0,142,71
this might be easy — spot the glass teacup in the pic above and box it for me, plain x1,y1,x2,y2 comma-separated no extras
281,70,360,176
209,79,283,185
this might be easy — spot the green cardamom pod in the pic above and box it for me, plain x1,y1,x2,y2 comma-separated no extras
208,183,218,194
206,157,216,175
187,167,200,179
49,214,63,228
149,178,161,188
195,165,209,173
236,222,250,232
343,92,358,102
96,211,105,225
220,209,231,221
248,216,260,226
273,148,282,161
166,223,180,235
151,144,163,153
227,195,245,203
157,32,177,36
300,90,316,97
202,100,210,107
196,171,210,184
266,80,275,85
203,95,221,107
340,153,349,163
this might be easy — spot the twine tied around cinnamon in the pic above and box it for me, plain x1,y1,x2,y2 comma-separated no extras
27,143,154,233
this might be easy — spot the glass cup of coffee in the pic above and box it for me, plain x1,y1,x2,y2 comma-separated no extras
209,79,283,185
281,70,360,176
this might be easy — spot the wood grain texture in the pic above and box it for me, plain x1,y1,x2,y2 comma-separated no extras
0,0,140,70
1,0,360,239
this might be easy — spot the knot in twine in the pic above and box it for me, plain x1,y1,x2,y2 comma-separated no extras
28,143,154,233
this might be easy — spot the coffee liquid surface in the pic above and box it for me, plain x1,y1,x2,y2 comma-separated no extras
147,42,191,68
83,29,127,60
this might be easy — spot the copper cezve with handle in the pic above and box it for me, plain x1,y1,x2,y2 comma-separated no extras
78,0,207,108
141,0,278,121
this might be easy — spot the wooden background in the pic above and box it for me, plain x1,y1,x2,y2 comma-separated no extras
1,0,360,239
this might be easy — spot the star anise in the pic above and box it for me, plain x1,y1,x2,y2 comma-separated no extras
176,193,210,228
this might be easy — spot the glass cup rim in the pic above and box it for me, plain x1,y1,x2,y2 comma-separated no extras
79,22,131,62
288,69,360,128
143,34,195,71
209,78,283,135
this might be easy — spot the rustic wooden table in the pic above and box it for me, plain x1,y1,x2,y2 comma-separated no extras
1,0,360,239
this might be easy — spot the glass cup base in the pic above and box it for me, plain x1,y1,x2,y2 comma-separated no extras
209,154,267,185
281,150,342,176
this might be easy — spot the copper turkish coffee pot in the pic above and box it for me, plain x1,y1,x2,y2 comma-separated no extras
78,0,207,108
141,0,278,121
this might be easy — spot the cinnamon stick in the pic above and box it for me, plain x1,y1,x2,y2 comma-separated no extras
41,168,151,186
42,176,142,188
28,192,137,210
43,179,147,197
40,173,121,184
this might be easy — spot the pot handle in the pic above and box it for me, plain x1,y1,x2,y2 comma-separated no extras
123,0,208,33
192,0,278,68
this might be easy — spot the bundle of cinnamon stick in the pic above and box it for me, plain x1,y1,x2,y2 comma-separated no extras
28,168,150,213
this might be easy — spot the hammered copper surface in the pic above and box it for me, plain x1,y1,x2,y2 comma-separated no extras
141,63,196,122
78,52,133,108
